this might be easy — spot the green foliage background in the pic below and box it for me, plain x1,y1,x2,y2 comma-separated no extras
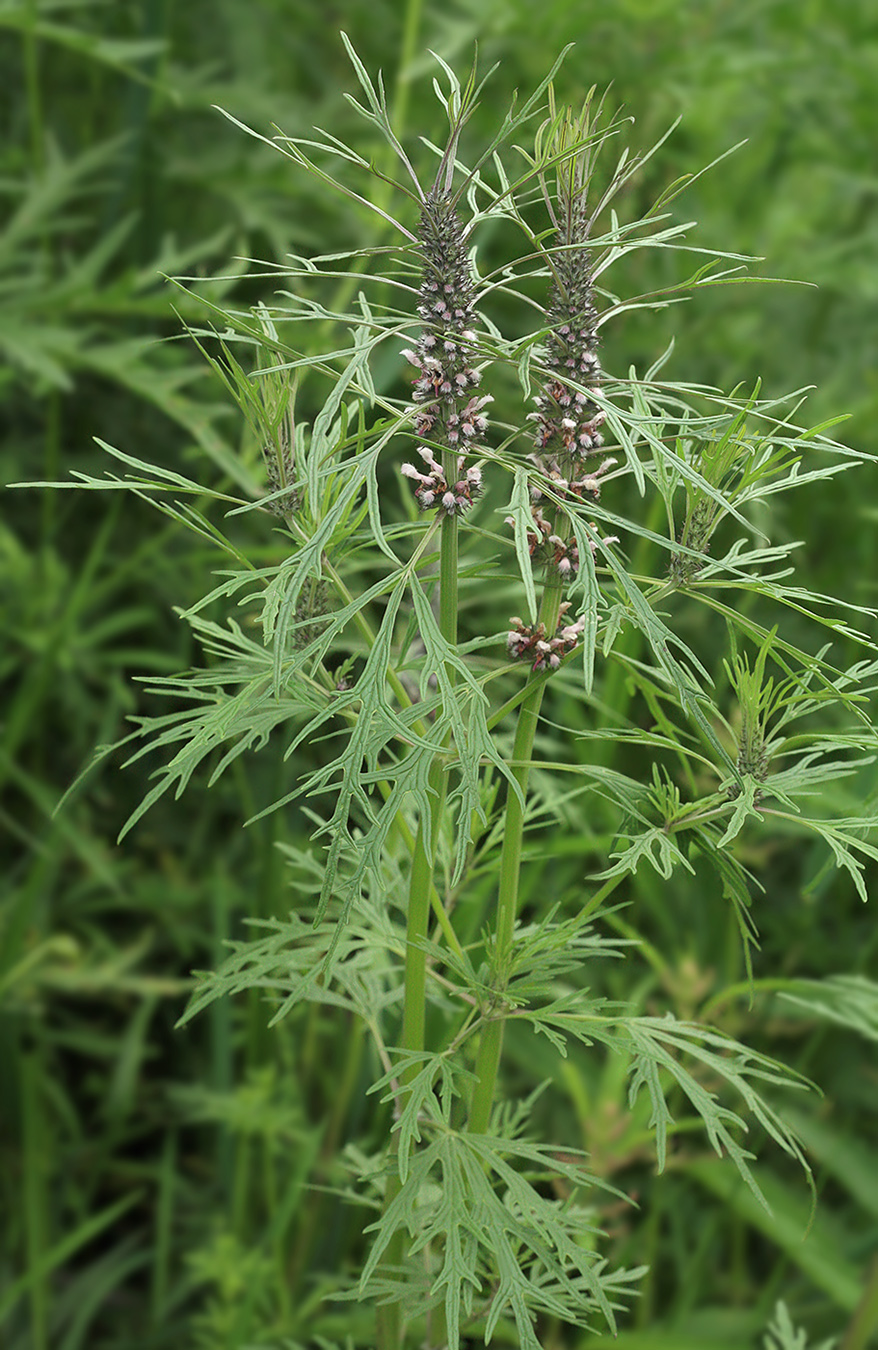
2,1,877,1347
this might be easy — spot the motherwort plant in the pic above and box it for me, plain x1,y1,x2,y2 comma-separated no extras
45,40,878,1350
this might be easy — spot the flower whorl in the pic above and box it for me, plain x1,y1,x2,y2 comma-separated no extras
504,114,620,678
400,190,490,515
507,605,586,672
531,199,605,463
518,146,618,590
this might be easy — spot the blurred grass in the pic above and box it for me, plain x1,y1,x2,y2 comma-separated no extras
2,0,877,1346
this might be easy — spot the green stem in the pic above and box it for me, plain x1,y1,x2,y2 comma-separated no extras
391,795,465,965
576,870,625,923
468,568,565,1135
311,539,467,968
438,492,459,653
400,500,457,1071
378,505,459,1350
322,507,463,967
399,502,457,1082
321,534,437,738
299,526,472,999
401,759,449,1081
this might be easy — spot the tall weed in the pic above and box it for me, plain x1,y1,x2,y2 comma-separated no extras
29,40,878,1348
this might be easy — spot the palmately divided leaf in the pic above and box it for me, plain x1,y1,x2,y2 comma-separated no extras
621,1015,812,1208
779,975,878,1043
358,1105,641,1350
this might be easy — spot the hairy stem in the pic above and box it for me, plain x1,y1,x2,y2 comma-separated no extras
378,499,459,1350
402,499,459,1076
468,564,565,1135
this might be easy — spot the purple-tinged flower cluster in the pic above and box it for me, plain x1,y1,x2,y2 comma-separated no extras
402,190,490,515
504,194,618,633
506,503,619,579
507,604,586,672
527,452,617,507
529,386,604,458
531,202,605,464
402,449,482,514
